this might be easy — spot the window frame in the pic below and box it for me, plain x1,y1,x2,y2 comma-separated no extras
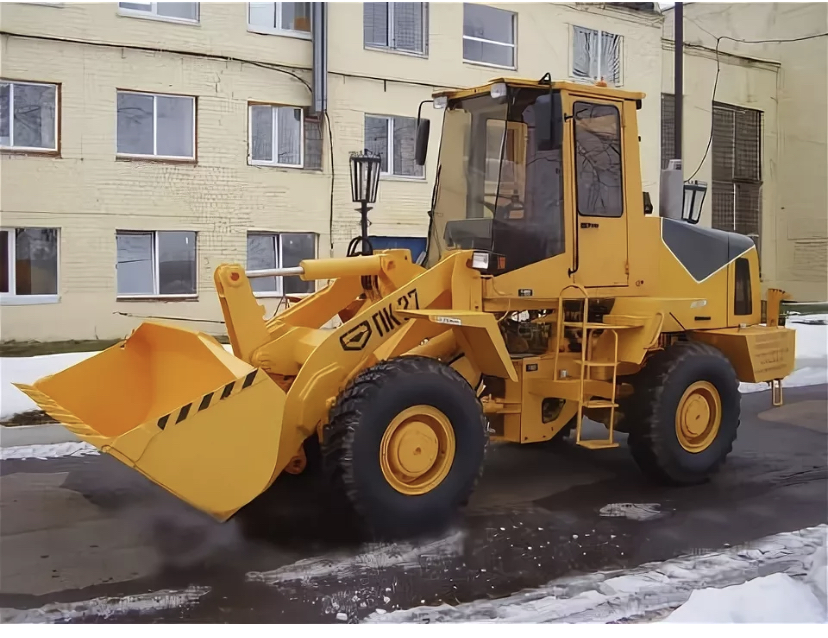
0,227,60,306
115,230,199,300
247,2,312,39
364,113,425,180
246,231,318,298
115,90,197,162
462,3,517,70
364,2,429,57
571,25,624,87
0,79,60,154
117,2,200,25
573,100,625,219
247,102,305,168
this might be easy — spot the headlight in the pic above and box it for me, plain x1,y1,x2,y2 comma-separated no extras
490,82,507,99
434,96,448,110
471,252,490,270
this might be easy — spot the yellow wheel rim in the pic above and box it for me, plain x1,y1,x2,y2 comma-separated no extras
380,405,456,495
675,381,722,453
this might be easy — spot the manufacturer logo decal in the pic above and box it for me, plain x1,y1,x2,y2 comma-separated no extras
339,289,420,351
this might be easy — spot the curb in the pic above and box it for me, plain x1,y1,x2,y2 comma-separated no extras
0,423,78,448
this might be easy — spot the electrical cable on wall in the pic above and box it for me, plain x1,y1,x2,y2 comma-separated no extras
683,26,828,182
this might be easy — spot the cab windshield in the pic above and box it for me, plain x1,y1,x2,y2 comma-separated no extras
426,88,565,271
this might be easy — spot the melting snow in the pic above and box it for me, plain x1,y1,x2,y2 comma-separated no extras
1,441,99,461
365,524,827,624
599,503,663,521
0,586,210,623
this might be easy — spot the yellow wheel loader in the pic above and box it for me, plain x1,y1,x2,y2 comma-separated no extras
17,77,796,539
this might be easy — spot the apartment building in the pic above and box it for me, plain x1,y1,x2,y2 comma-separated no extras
661,2,828,302
0,2,664,341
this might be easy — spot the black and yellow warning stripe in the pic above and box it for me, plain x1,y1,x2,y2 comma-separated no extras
157,368,261,431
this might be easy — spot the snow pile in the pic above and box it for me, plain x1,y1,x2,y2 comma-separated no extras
0,351,98,419
0,344,234,420
663,572,826,623
740,315,828,394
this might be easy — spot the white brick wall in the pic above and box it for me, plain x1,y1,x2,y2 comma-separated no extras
0,2,664,340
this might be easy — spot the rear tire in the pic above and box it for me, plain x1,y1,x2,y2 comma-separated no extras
622,340,740,485
324,356,488,539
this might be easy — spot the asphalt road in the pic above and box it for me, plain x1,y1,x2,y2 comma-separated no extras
1,385,826,623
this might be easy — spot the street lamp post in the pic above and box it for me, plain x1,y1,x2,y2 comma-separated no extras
349,150,382,255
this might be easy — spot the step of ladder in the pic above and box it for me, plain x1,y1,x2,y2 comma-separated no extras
576,360,617,368
562,321,638,330
583,399,618,409
576,439,620,450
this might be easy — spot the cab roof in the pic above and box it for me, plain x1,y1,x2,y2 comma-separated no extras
433,77,646,103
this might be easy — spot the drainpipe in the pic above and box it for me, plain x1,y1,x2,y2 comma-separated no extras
311,3,327,116
674,1,683,165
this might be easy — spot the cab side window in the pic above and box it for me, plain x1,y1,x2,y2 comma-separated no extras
573,102,623,218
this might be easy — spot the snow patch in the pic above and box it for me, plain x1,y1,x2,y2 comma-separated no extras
1,441,99,461
599,503,663,521
1,345,234,419
247,529,466,585
1,351,98,419
365,524,827,624
664,572,826,623
0,586,210,623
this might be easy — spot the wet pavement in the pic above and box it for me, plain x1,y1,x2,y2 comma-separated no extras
1,385,826,623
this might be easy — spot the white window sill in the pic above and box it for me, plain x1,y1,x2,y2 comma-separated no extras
0,294,60,306
380,174,427,183
463,59,516,72
116,153,196,163
1,145,59,154
117,10,200,26
247,26,311,40
364,45,427,59
116,295,198,301
248,160,305,170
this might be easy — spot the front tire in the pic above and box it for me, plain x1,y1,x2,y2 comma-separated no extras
623,340,740,485
324,356,488,538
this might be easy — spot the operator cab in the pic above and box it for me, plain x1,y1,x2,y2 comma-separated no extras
417,77,644,291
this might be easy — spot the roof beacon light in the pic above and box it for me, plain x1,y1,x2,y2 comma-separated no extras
490,82,507,99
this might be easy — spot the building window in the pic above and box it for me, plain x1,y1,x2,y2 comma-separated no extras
364,3,427,55
247,232,316,296
0,228,59,304
661,93,675,169
117,91,195,160
572,26,622,86
712,102,763,255
574,101,623,218
462,3,516,69
249,104,306,167
0,81,58,152
118,2,199,23
304,115,323,170
248,2,311,37
365,114,424,179
116,231,197,298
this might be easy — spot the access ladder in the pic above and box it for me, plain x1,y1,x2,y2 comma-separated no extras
552,284,632,450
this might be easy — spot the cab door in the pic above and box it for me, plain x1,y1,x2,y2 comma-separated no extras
565,95,629,288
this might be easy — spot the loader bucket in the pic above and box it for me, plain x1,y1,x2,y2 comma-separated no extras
14,322,290,521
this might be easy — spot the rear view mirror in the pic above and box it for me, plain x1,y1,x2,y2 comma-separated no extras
415,118,430,166
536,91,563,151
